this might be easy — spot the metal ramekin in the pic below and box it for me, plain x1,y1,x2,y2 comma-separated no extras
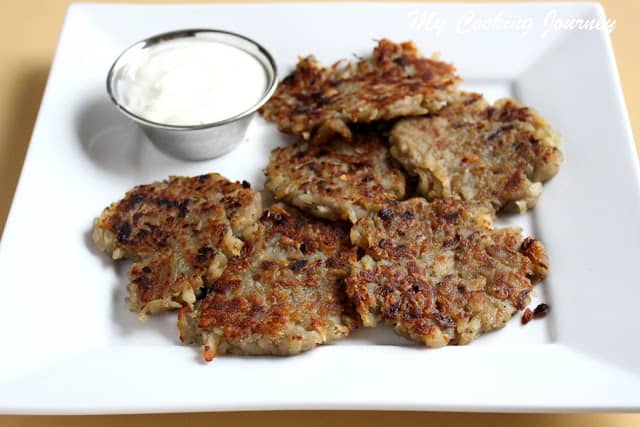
106,29,278,161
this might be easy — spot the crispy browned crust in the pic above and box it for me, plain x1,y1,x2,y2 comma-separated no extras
178,204,358,359
346,198,549,347
265,132,406,222
390,92,563,213
260,39,461,144
92,174,262,317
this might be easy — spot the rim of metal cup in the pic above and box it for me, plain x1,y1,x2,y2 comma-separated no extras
106,28,278,131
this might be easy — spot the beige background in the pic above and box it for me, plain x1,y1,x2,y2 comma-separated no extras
0,0,638,425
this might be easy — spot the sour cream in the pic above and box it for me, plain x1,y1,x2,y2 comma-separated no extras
115,38,268,126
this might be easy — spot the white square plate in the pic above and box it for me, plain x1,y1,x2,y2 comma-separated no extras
1,2,639,414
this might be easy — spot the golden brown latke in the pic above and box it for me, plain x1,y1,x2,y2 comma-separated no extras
178,204,358,360
265,132,406,223
346,198,549,347
92,174,262,317
260,39,460,144
390,92,562,213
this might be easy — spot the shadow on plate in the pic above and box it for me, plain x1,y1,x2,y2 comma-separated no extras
75,95,147,176
338,323,416,347
74,95,244,183
109,258,181,344
84,220,181,344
